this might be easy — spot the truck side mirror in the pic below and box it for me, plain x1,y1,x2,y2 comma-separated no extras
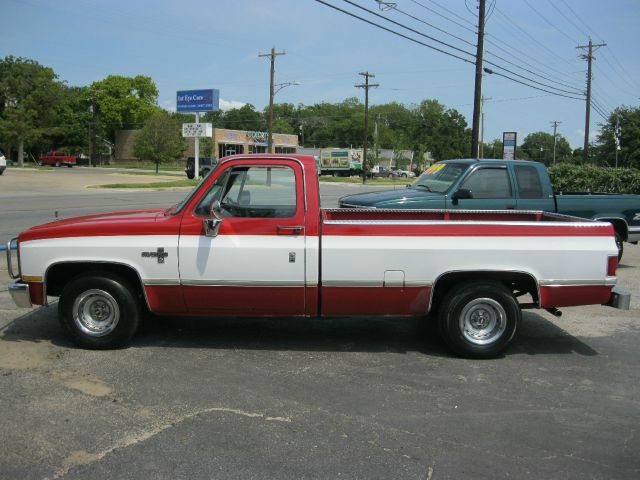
203,200,223,237
452,188,473,204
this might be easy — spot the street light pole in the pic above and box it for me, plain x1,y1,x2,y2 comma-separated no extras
259,48,286,154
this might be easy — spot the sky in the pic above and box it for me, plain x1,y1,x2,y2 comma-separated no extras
1,0,639,150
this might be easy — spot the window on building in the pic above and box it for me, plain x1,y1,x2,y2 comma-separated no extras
249,145,268,154
218,144,244,159
275,147,296,154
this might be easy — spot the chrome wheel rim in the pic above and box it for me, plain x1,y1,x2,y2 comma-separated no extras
459,298,507,345
72,289,120,337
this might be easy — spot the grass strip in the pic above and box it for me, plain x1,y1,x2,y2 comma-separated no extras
91,179,199,189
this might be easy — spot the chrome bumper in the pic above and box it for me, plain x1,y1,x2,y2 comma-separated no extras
8,281,32,308
607,286,631,310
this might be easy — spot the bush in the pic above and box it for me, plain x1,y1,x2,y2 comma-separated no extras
548,164,640,194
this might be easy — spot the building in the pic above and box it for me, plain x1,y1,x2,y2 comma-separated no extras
114,127,299,162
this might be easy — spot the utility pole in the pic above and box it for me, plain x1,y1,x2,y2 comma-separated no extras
551,120,562,165
480,94,491,159
258,47,286,154
355,71,379,184
470,0,486,159
577,38,606,163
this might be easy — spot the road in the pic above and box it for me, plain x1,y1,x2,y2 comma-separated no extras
0,167,639,479
0,167,397,239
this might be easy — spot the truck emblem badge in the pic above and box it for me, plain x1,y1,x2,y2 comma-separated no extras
141,248,169,264
289,252,296,263
634,213,640,221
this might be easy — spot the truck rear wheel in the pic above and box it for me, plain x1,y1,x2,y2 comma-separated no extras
438,281,520,358
58,273,141,349
55,160,61,167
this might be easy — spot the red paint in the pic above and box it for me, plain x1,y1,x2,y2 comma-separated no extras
181,285,306,316
607,256,618,276
144,285,186,314
321,286,431,316
539,285,613,308
179,156,315,237
305,286,319,316
20,210,182,242
321,221,612,237
28,282,45,306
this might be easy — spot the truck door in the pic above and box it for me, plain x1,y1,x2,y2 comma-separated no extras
178,161,307,316
447,165,516,210
513,164,555,211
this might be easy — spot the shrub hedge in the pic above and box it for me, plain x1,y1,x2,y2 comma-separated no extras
548,164,640,194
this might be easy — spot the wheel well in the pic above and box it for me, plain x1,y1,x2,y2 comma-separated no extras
46,262,145,301
601,218,628,241
429,271,538,313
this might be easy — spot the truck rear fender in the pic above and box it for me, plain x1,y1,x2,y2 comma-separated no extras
429,270,540,314
594,217,628,241
45,261,150,310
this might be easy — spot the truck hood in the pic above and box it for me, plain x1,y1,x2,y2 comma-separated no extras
339,188,445,208
19,209,179,242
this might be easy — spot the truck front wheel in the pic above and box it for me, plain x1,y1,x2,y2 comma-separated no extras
58,273,141,349
438,281,520,358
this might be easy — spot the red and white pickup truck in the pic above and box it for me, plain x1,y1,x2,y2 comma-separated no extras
38,151,77,167
6,154,630,358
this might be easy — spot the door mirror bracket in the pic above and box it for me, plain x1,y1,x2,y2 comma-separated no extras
203,200,223,237
451,188,473,205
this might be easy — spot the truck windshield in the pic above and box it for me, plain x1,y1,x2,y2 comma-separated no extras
412,163,469,193
165,163,219,216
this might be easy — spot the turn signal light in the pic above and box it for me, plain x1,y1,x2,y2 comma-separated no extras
607,256,618,277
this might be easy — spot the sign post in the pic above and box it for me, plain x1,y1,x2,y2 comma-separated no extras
177,89,219,178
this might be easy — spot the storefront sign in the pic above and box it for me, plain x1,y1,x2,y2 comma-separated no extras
176,89,220,112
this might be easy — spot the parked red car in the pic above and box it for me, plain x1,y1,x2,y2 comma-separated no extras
39,151,77,167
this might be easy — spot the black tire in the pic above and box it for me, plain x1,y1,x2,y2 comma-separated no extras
437,281,520,359
58,272,141,349
615,231,624,261
67,164,73,168
402,173,408,178
186,170,195,180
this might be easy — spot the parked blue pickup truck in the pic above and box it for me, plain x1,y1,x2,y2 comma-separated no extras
340,159,640,259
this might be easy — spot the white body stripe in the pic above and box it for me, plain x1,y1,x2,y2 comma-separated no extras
321,235,618,287
20,236,179,281
19,233,617,290
178,235,307,285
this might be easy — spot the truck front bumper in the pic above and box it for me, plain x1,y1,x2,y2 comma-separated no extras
607,286,631,310
8,281,32,308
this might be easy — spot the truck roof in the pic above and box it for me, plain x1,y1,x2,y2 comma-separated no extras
438,158,540,167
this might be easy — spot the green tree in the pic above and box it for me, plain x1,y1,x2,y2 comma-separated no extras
520,131,572,165
411,99,469,161
595,106,640,168
221,104,264,131
0,56,63,165
133,111,186,173
91,75,159,143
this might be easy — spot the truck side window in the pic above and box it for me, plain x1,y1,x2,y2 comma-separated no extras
514,165,544,199
460,167,512,199
220,166,297,218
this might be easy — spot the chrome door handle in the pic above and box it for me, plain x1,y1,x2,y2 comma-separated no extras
277,226,304,235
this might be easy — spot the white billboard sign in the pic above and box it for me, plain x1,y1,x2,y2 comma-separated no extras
182,123,212,138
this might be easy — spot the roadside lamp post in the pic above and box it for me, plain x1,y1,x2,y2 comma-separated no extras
267,81,300,154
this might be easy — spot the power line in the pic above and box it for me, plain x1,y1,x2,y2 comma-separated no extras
408,0,476,33
546,0,590,40
522,0,578,44
385,1,582,93
314,0,476,64
559,0,603,42
342,0,583,97
422,0,477,28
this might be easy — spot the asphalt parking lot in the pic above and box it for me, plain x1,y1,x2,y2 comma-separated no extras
1,168,639,479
